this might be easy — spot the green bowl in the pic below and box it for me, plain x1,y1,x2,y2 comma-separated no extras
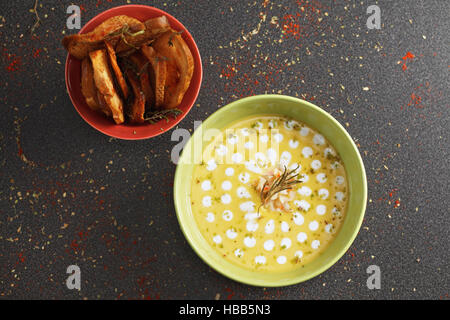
174,95,367,287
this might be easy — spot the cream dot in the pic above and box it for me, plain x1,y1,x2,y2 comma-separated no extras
295,200,311,212
244,236,256,248
277,256,287,265
222,181,232,191
232,153,243,163
266,148,277,165
300,173,309,183
297,232,307,243
227,135,238,145
281,221,290,232
274,133,284,143
259,134,269,143
331,161,340,170
202,196,212,207
239,172,250,184
332,207,341,216
222,210,233,221
213,235,222,244
265,219,275,234
206,212,215,223
324,148,335,157
295,251,304,259
311,160,322,170
246,220,259,232
226,228,238,239
280,151,292,166
264,240,275,251
302,147,313,158
285,120,298,130
280,238,292,249
316,204,327,216
318,188,329,200
335,192,345,201
316,173,327,183
234,248,244,258
240,201,255,212
298,186,312,196
245,160,262,174
225,168,234,176
268,120,277,129
313,134,325,145
240,128,250,136
300,127,310,136
221,194,232,204
293,212,305,226
289,163,301,171
336,176,345,185
253,122,263,131
237,186,251,199
255,256,266,265
245,141,254,149
309,221,319,231
245,212,260,220
311,240,321,249
206,159,217,171
201,180,212,191
255,152,266,163
325,224,333,233
216,144,228,157
289,139,299,149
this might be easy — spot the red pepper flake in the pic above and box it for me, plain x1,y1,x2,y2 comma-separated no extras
400,51,415,71
33,48,42,58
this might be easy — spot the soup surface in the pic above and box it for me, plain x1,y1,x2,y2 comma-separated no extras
190,116,348,272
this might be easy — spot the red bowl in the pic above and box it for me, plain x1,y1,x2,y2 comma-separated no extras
65,5,203,140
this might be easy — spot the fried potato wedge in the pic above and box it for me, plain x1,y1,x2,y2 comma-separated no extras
63,15,145,60
105,40,129,99
128,53,155,109
89,49,125,124
125,69,146,124
140,46,167,109
97,91,112,117
152,30,194,109
81,58,100,111
164,61,181,107
115,16,171,53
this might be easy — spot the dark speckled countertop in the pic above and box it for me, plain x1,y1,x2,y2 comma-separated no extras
0,0,448,300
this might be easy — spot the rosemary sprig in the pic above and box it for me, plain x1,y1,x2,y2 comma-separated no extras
144,109,183,124
258,165,303,212
30,0,41,35
105,24,146,50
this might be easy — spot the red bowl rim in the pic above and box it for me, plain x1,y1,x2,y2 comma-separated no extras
65,4,203,140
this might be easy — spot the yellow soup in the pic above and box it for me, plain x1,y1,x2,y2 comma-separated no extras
190,116,348,272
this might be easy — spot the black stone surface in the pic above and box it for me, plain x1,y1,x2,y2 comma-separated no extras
0,0,448,300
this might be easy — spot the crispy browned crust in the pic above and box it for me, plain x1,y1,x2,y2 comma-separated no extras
128,53,155,109
140,46,167,109
81,58,100,111
105,40,129,99
63,15,171,60
125,69,146,124
152,30,194,109
97,90,112,117
89,49,125,124
63,16,145,60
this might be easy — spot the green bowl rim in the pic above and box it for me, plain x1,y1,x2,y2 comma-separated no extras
174,94,367,287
